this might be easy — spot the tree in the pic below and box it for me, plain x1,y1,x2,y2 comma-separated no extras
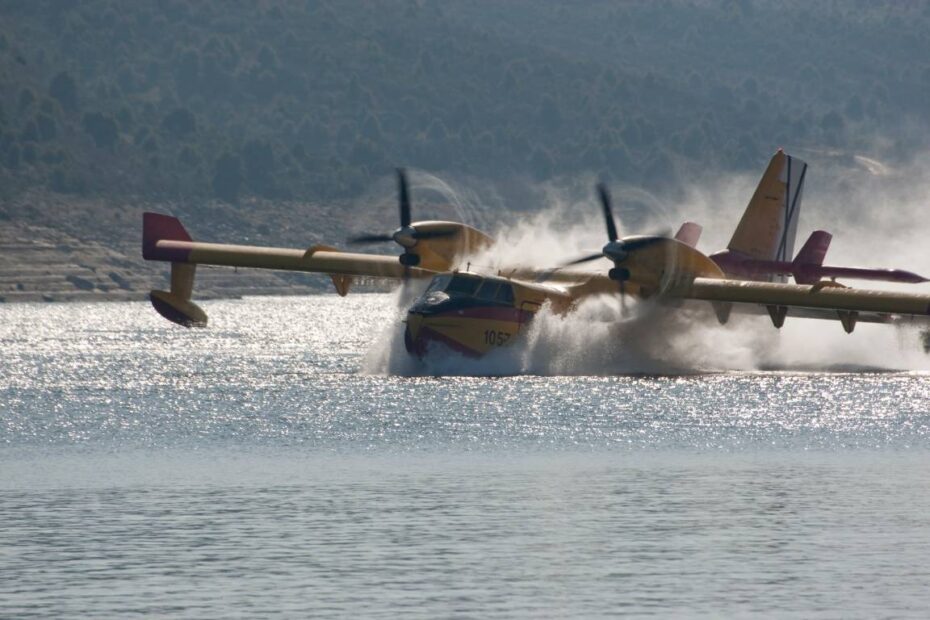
528,146,553,180
844,95,864,122
142,135,158,153
161,107,197,138
241,139,275,195
35,113,57,141
538,95,562,130
17,88,36,112
22,143,37,164
50,164,86,194
360,113,383,142
174,49,201,98
5,144,20,169
81,112,118,149
49,72,79,112
212,152,243,203
257,44,279,70
20,119,39,142
820,110,846,139
178,145,200,168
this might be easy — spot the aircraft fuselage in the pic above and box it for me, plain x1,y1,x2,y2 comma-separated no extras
404,272,570,357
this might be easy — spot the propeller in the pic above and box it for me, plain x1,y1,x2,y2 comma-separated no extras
559,184,623,266
347,168,458,269
348,233,394,243
550,183,674,312
599,183,619,243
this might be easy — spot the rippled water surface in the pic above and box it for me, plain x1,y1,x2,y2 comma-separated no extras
3,295,930,617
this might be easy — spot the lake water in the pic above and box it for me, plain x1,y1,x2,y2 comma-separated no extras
2,294,930,617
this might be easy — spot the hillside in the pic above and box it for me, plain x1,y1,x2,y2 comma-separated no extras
1,1,929,299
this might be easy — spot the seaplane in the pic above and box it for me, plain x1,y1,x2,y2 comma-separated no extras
142,149,930,358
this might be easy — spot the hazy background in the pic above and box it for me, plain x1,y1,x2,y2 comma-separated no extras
4,8,930,614
1,0,929,298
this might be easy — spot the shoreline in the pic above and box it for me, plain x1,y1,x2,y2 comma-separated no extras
0,191,407,304
0,217,337,303
0,286,323,304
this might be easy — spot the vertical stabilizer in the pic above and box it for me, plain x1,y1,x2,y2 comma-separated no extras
674,222,702,248
793,231,832,267
726,149,808,281
792,230,832,284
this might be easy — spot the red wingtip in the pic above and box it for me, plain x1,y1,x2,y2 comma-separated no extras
143,212,193,261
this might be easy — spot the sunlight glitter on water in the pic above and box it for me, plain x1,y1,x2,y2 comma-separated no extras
2,295,930,452
3,296,930,618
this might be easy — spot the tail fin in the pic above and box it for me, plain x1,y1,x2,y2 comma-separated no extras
792,231,831,264
791,230,832,284
142,212,206,327
727,149,808,281
674,222,702,247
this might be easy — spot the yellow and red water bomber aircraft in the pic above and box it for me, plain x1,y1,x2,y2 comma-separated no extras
142,152,930,358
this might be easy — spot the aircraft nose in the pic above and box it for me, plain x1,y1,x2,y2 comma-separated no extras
404,312,424,355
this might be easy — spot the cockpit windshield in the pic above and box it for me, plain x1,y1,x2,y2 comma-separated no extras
421,273,515,305
476,279,500,301
445,275,481,296
424,274,451,295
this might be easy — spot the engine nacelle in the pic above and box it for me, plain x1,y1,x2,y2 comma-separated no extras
405,221,493,272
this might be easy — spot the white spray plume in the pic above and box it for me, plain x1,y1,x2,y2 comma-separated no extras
361,151,930,376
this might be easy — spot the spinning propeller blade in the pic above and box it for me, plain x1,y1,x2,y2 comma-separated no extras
597,183,619,243
563,253,605,266
553,184,671,293
347,233,394,244
398,168,411,228
347,168,456,251
347,169,412,246
397,169,415,298
550,183,623,269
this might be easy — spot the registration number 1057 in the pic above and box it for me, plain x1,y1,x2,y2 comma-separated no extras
483,330,511,346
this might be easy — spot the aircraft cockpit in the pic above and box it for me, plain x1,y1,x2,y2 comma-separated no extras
411,273,516,313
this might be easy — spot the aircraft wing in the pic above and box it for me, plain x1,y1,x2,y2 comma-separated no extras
142,212,434,326
503,265,609,284
147,238,431,280
143,212,433,280
684,277,930,329
723,300,919,326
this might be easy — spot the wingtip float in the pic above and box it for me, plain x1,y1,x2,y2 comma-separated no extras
141,150,930,359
